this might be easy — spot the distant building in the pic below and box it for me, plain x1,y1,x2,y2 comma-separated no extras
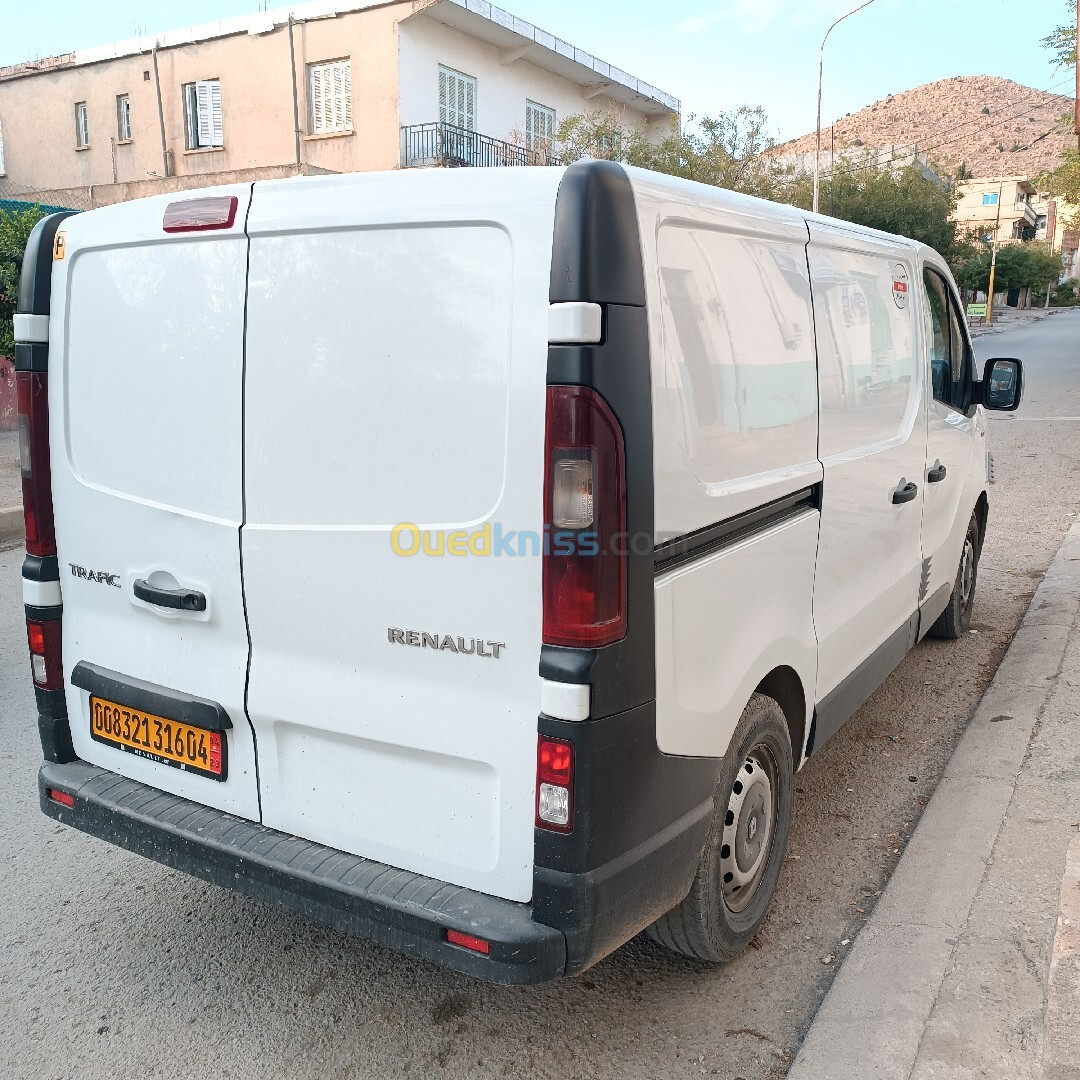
767,146,945,188
952,177,1038,244
0,0,677,209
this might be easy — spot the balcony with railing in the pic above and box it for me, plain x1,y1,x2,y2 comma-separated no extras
400,122,560,169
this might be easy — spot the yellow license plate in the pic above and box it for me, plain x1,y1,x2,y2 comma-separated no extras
90,696,226,781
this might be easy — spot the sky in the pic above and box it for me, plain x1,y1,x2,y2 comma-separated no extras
2,0,1073,141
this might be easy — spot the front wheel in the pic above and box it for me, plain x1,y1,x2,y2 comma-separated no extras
929,512,981,640
646,694,793,963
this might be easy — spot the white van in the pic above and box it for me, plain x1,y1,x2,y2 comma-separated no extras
17,161,1022,983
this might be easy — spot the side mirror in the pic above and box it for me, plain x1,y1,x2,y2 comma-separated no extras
980,357,1023,412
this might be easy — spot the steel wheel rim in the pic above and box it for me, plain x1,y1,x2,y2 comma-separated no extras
719,744,778,914
959,536,976,612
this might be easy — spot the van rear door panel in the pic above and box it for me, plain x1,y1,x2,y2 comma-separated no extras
50,187,259,819
242,170,562,903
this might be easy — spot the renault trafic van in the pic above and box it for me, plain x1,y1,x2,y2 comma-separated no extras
17,160,1022,983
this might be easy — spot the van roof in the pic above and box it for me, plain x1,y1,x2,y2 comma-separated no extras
621,164,925,254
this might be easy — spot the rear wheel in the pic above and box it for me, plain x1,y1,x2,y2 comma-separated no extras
647,694,793,963
929,512,980,640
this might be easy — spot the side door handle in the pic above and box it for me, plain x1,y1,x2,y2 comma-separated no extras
133,578,207,612
892,481,919,505
927,462,947,483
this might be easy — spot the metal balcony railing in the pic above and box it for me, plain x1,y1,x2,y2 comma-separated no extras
400,122,560,169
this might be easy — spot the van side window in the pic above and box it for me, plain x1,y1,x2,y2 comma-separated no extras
921,269,970,411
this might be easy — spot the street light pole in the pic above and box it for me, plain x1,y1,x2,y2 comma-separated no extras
814,0,879,214
985,177,1006,326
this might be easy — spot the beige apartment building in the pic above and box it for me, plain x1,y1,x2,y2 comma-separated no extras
952,176,1039,244
0,0,678,208
952,175,1079,282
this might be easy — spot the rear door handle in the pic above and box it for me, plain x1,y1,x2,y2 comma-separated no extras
133,578,207,612
892,481,918,505
927,462,947,483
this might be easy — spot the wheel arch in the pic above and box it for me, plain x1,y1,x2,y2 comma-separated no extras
974,490,989,553
754,665,807,769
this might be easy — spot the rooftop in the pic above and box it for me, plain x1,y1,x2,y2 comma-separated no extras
0,0,679,116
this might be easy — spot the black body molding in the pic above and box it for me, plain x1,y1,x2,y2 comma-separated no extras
18,212,79,762
533,160,722,973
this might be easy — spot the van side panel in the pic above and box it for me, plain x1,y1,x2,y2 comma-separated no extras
627,170,819,759
654,514,819,757
242,169,563,903
808,225,927,719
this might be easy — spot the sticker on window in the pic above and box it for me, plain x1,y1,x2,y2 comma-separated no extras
891,265,908,309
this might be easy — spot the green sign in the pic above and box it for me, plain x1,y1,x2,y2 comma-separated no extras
966,303,987,318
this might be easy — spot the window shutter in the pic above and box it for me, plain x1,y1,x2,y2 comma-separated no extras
310,65,324,133
438,66,475,130
331,63,343,132
342,61,352,131
210,80,223,147
196,81,213,146
464,76,475,131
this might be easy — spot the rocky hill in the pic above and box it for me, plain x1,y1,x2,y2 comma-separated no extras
775,76,1075,178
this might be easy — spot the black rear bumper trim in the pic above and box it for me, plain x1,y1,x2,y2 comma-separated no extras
71,661,233,732
39,761,566,985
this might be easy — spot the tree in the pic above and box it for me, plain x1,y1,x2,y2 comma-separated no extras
0,204,48,356
1041,0,1077,68
556,106,790,200
947,242,1062,296
1037,146,1080,223
785,156,961,260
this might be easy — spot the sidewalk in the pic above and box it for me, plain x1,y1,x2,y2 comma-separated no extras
969,306,1064,339
789,520,1080,1079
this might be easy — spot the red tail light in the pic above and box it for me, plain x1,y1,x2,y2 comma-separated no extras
536,735,575,833
47,788,75,808
27,618,63,690
16,371,56,557
542,386,626,648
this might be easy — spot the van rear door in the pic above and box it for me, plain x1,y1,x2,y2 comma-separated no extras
50,187,260,820
242,169,563,903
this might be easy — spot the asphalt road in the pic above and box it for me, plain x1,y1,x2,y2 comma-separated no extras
1,310,1078,1080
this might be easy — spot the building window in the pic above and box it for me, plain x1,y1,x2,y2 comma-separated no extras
116,95,132,142
183,80,223,150
525,100,555,152
0,118,5,175
308,59,352,134
597,132,622,159
74,102,89,148
438,65,476,131
982,192,999,206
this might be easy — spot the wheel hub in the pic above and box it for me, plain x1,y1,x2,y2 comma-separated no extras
720,746,777,913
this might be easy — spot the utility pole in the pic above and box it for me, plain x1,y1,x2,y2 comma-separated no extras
814,0,878,214
985,178,1005,326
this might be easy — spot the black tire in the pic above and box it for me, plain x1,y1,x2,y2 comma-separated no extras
646,693,793,963
929,512,980,640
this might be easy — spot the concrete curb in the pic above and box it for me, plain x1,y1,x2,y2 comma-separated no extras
787,521,1080,1079
0,506,23,544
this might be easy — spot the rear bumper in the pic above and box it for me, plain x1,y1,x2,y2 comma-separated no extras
38,760,566,985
